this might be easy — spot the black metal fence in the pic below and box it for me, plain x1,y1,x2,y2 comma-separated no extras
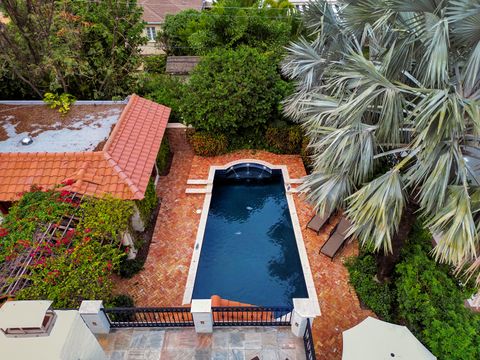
102,307,193,328
303,318,316,360
212,306,293,326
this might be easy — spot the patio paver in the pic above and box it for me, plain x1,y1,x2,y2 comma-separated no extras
97,327,306,360
114,128,373,359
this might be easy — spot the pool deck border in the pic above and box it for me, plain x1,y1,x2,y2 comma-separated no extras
182,159,321,317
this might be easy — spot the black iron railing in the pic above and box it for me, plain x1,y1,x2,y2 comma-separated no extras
212,306,293,326
102,307,193,328
303,318,316,360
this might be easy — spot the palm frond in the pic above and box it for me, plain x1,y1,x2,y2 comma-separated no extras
462,41,480,97
417,14,450,87
447,0,480,45
282,91,338,125
390,0,446,13
407,142,467,213
282,36,327,90
303,0,342,34
326,51,405,141
342,0,395,33
346,169,406,254
299,171,354,217
309,124,375,184
408,90,464,149
428,185,478,264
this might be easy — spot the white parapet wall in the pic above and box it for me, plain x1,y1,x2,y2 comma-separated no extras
0,301,106,360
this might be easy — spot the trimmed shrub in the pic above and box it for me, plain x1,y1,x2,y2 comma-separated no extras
111,294,135,307
189,131,228,157
156,136,171,175
143,55,167,74
265,125,303,154
345,254,395,321
118,258,145,279
181,47,291,135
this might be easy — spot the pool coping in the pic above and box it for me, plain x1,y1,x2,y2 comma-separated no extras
182,159,321,317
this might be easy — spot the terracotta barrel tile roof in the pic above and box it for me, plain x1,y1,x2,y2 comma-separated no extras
138,0,203,23
0,95,170,201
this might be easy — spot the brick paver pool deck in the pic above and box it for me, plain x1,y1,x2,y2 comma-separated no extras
114,128,373,359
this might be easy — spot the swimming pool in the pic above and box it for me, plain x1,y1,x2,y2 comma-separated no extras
191,163,308,307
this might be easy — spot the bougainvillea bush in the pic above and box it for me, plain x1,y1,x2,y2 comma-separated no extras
78,195,134,244
0,187,75,263
16,240,124,308
0,186,133,307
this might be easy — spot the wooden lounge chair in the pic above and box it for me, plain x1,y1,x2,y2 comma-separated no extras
320,217,352,259
306,213,329,234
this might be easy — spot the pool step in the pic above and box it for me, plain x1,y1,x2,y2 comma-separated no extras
187,179,210,185
185,187,210,194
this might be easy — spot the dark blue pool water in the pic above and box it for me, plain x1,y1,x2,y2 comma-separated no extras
192,167,308,307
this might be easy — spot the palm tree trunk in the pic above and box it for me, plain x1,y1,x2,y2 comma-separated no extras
376,202,417,281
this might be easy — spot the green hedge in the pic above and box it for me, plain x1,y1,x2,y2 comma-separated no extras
265,126,303,154
346,224,480,360
188,131,228,157
396,245,480,360
135,179,158,225
156,136,171,175
181,47,291,135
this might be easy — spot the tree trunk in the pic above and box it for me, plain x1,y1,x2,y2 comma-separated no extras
376,202,417,281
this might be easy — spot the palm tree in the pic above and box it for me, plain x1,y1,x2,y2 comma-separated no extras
282,0,480,283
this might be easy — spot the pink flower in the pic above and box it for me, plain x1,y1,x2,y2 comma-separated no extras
62,179,75,186
60,190,71,197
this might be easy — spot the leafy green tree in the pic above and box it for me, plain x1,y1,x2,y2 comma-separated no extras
0,62,34,99
159,9,204,55
282,0,480,283
159,0,297,55
0,0,145,99
182,47,291,135
137,74,185,122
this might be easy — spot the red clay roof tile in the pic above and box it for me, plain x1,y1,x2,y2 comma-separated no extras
0,95,170,201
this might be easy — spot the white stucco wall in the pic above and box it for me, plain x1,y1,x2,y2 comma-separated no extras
0,310,106,360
